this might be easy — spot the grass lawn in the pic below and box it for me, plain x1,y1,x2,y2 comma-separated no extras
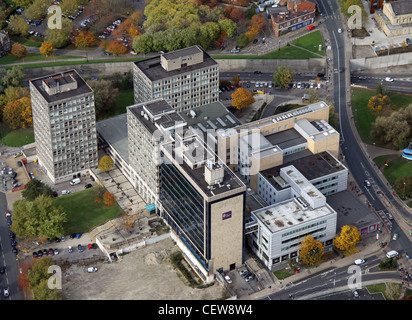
10,36,42,48
351,88,412,145
54,187,123,234
114,89,134,115
1,128,34,147
1,57,145,69
366,282,402,300
0,53,84,65
378,156,412,184
292,30,325,56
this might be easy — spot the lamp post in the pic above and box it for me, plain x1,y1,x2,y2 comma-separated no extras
403,182,407,200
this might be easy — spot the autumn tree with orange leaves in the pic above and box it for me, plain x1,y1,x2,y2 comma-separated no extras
299,235,324,266
39,41,53,57
105,41,128,55
73,30,98,48
103,190,116,206
231,88,255,110
3,97,32,129
11,43,27,59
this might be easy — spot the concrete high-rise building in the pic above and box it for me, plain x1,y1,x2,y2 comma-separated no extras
29,70,98,184
132,45,219,111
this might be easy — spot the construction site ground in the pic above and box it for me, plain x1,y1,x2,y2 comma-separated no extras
62,237,226,300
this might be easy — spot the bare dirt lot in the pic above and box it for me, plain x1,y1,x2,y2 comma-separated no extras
62,237,226,300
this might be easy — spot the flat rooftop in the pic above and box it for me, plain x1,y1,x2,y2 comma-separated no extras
178,102,241,134
128,99,185,135
134,47,218,82
265,128,307,150
261,150,346,190
252,198,336,233
30,69,93,104
161,138,245,199
96,113,129,164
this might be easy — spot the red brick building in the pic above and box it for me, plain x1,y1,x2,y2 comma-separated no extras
270,9,316,37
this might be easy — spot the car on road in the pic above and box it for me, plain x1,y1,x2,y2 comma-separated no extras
385,77,394,82
352,290,359,298
364,180,371,187
224,275,232,284
0,266,5,274
338,28,342,33
3,288,9,297
307,25,315,30
12,247,18,255
386,212,393,220
358,76,367,80
254,71,262,74
231,48,240,53
354,259,365,265
392,233,398,240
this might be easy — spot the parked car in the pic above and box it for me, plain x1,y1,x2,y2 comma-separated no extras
76,232,82,239
224,275,232,284
406,38,412,46
338,28,342,33
78,244,84,252
87,267,98,273
0,266,5,274
48,248,54,256
61,190,70,195
54,248,59,255
352,290,359,298
245,275,254,282
33,252,38,258
37,250,43,257
70,233,77,239
68,246,73,253
17,161,22,167
239,269,248,276
5,210,11,218
84,184,93,189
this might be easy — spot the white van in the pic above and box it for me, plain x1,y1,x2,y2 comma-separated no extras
70,178,81,186
61,190,71,195
386,250,399,259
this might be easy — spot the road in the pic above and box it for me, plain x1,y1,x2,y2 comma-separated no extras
260,255,400,300
351,73,412,94
0,192,23,300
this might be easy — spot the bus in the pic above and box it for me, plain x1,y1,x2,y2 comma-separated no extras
402,142,412,160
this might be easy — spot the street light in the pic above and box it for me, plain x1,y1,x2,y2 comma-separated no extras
403,182,407,200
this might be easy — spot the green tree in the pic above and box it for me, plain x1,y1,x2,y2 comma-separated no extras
7,14,29,37
86,79,119,118
25,0,53,21
11,195,67,239
22,179,53,201
273,66,295,88
44,17,73,48
27,257,62,300
236,33,249,47
1,66,25,89
132,34,153,54
218,19,237,38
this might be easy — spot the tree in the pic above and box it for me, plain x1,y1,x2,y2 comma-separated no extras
368,93,391,114
7,14,29,37
218,19,237,38
25,0,52,21
334,225,361,252
394,176,412,199
22,179,53,201
105,41,128,55
103,190,116,206
0,86,30,122
98,155,114,171
86,79,119,118
231,88,255,110
60,0,79,16
11,195,67,239
299,235,324,266
44,17,73,48
236,33,249,47
273,66,295,88
224,6,245,23
3,97,32,129
73,30,97,47
27,256,62,300
11,43,27,59
40,41,54,57
132,34,153,53
249,14,266,33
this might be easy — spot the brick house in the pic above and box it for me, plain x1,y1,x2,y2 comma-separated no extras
270,9,316,37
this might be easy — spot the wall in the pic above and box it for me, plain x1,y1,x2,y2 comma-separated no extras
350,52,412,71
24,58,326,80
